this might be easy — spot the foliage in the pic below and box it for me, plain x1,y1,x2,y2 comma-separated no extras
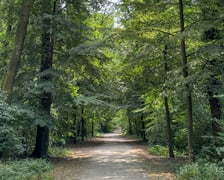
0,91,24,159
148,145,169,157
148,145,187,157
0,0,224,165
197,132,224,163
177,162,224,180
0,159,51,180
48,147,72,158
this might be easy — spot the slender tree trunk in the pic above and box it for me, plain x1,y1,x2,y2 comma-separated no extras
2,0,33,103
141,113,146,141
128,116,133,135
92,119,94,137
31,0,54,158
73,112,77,144
179,0,194,162
81,105,85,141
77,120,81,138
163,45,175,158
91,112,95,137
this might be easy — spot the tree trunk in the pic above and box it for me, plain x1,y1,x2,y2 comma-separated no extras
141,113,146,141
179,0,194,162
128,116,133,135
31,126,49,158
92,119,94,137
72,112,77,144
81,105,85,141
91,112,95,137
31,0,54,158
208,84,222,134
2,0,33,103
202,27,222,134
163,45,175,158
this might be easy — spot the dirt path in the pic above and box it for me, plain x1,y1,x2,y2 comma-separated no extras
50,130,181,179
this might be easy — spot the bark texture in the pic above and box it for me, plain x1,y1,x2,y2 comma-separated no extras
3,0,33,103
163,45,174,158
31,0,54,158
179,0,194,162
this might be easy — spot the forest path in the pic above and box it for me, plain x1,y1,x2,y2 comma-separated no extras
50,129,179,179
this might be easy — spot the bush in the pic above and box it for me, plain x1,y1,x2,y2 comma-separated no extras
148,145,187,157
198,133,224,163
148,145,169,156
48,146,72,157
0,91,24,159
0,159,51,180
177,162,224,180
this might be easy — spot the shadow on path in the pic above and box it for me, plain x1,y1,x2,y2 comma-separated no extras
50,131,183,179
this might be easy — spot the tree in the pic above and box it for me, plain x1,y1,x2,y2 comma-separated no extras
163,45,175,158
31,0,54,158
178,0,194,161
200,0,223,134
2,0,34,103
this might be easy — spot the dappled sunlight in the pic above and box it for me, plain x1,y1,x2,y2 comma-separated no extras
50,132,178,179
70,151,91,159
149,173,175,180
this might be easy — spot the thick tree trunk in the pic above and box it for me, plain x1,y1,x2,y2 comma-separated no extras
179,0,194,162
208,86,222,134
31,126,49,158
1,22,12,88
163,45,175,158
203,27,222,134
31,0,54,158
2,0,33,103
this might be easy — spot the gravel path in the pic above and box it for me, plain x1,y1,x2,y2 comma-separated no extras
51,130,177,180
77,133,149,179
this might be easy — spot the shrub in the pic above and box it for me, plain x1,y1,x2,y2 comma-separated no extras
177,162,224,180
0,159,51,180
148,145,169,156
0,91,24,159
198,133,224,163
148,145,187,157
48,146,72,157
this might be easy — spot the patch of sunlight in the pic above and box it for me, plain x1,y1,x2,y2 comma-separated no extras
149,173,176,180
70,151,91,159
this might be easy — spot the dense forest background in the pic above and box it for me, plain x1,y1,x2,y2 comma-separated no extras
1,0,224,178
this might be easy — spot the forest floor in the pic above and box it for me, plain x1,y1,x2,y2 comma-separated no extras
48,129,185,179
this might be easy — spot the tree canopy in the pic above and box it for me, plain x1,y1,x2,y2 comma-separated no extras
1,0,224,166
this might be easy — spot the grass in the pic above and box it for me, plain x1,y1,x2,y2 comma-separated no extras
48,146,72,157
0,159,51,180
148,145,187,157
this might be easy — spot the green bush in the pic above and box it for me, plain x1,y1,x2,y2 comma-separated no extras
48,146,72,157
148,145,169,156
148,145,187,157
0,91,24,159
0,159,51,180
177,163,224,180
198,133,224,163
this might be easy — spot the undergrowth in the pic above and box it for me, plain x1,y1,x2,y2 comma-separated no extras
148,145,186,157
48,146,72,157
0,159,51,180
